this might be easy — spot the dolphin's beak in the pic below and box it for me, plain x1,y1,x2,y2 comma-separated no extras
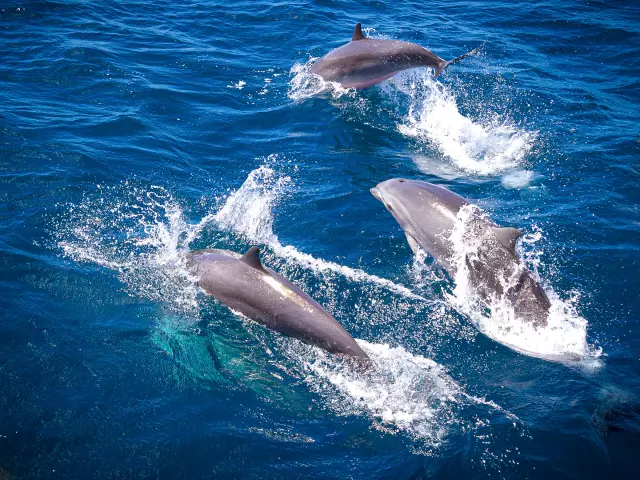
370,187,383,202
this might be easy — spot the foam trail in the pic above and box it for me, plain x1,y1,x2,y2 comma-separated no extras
213,166,427,301
445,204,601,363
273,244,426,301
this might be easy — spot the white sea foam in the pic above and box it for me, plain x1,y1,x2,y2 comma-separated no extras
227,80,246,90
411,154,467,180
444,204,601,363
501,170,536,189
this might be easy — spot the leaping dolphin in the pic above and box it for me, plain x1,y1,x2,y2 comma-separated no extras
188,247,369,360
371,178,551,327
309,23,483,89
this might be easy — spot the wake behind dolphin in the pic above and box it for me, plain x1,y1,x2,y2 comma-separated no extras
309,23,483,89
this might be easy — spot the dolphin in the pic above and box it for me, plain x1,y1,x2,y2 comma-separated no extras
309,23,483,89
371,178,551,327
187,246,369,360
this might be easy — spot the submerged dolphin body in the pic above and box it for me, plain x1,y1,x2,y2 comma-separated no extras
371,178,551,327
309,23,482,89
188,247,369,360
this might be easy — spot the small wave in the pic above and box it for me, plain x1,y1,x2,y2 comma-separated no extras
445,204,601,363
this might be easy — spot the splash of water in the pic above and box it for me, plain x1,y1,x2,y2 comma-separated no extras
214,165,291,244
290,35,534,178
255,333,516,448
56,164,425,312
288,58,356,101
56,184,207,314
445,204,601,363
391,71,536,175
210,169,513,444
305,340,466,444
287,28,389,102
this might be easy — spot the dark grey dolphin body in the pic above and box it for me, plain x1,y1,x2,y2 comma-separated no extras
309,23,482,89
371,178,551,327
188,247,369,360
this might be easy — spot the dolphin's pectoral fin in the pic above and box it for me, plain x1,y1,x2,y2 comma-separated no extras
405,233,420,254
491,227,522,253
352,22,366,41
240,246,267,273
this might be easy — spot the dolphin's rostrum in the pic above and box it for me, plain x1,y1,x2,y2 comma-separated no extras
371,178,551,327
188,246,369,360
309,23,483,89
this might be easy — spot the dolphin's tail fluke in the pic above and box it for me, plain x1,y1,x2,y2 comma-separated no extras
434,41,486,78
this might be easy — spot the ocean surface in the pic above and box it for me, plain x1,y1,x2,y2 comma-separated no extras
1,1,639,478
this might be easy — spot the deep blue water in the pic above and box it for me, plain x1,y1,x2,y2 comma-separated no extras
2,0,640,478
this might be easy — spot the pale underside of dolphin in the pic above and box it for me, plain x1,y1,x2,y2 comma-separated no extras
371,178,551,328
188,246,369,360
309,23,483,89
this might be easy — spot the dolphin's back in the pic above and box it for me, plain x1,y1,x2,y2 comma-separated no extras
310,38,444,87
309,23,482,88
188,248,368,359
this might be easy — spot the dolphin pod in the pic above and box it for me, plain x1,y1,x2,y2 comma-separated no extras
309,23,483,88
371,178,551,327
188,246,369,360
187,26,562,362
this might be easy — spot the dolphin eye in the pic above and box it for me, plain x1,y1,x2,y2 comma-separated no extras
399,179,406,183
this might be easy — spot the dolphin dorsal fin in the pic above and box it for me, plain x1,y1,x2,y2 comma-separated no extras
491,227,522,252
352,23,366,41
240,246,267,272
